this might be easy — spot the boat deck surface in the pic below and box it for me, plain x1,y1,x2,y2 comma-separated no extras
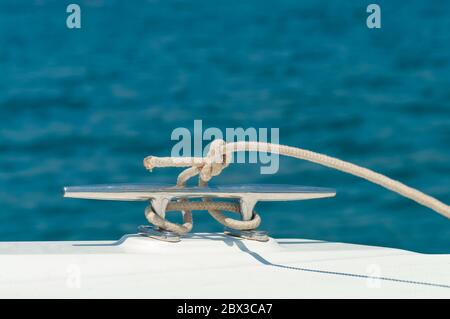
0,233,449,298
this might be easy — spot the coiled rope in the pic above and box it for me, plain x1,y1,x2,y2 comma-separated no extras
143,139,450,235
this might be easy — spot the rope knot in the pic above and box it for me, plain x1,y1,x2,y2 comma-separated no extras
199,139,230,182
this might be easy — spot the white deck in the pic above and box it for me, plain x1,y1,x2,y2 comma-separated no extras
0,233,449,298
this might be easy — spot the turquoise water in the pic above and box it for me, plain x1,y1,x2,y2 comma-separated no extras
0,0,449,253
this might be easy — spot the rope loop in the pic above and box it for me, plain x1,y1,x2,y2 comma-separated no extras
199,139,230,182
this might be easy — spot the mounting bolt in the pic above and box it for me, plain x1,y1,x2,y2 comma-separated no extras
224,227,269,242
138,225,180,243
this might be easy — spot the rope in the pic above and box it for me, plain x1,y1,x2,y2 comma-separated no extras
143,139,450,234
145,200,261,233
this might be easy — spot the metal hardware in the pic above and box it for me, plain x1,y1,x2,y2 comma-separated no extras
224,227,269,242
240,197,257,221
149,195,171,219
63,184,336,203
64,184,336,243
138,225,180,243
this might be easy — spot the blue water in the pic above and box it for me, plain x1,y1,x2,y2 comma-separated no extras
0,0,449,253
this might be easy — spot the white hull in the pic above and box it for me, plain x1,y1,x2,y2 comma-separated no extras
0,233,449,298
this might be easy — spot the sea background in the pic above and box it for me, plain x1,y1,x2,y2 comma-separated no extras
0,0,449,253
